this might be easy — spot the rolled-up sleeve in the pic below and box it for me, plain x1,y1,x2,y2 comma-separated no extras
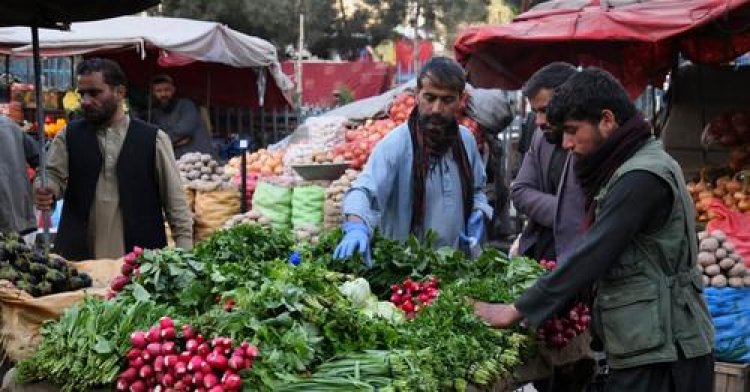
342,135,399,232
154,130,194,249
510,131,555,228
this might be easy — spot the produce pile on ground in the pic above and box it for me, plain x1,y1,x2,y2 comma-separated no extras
223,210,272,229
0,234,92,297
16,225,547,391
178,153,233,191
323,169,360,230
687,169,750,222
697,230,750,288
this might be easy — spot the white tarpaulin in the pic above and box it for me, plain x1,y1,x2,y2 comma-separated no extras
0,16,293,94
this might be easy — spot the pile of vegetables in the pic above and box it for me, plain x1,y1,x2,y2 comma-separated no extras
178,153,232,187
17,225,545,391
323,169,360,230
117,317,258,391
703,110,750,147
226,149,286,177
388,276,440,319
536,303,591,348
697,229,750,288
387,92,416,123
0,234,92,297
331,118,398,170
687,169,750,222
222,210,272,229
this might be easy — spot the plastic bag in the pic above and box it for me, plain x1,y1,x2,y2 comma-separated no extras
707,200,750,267
704,287,750,363
252,181,293,230
291,185,325,229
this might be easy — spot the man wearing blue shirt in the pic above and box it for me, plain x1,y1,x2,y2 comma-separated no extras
333,57,492,265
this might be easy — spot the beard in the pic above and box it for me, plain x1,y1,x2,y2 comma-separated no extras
156,97,177,112
418,113,458,156
83,97,118,127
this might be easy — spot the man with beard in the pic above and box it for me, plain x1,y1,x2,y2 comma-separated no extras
333,57,492,264
34,59,193,260
512,62,585,262
0,115,37,236
474,68,714,392
149,74,214,158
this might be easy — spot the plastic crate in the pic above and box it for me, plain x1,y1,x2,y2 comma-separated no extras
715,362,749,392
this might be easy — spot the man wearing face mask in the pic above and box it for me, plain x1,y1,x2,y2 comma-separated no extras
511,62,585,262
332,57,492,265
474,68,714,392
34,59,193,260
149,74,215,158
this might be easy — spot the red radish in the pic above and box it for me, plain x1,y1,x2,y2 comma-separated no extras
146,326,161,343
153,356,165,372
111,275,130,291
115,378,129,391
223,374,242,390
123,253,138,265
389,294,402,304
140,350,152,363
163,355,179,368
245,345,259,358
162,341,176,354
185,339,199,353
195,388,207,392
129,331,147,349
138,364,153,379
161,327,176,341
173,381,186,391
207,352,228,370
231,348,245,359
201,361,212,374
120,367,138,382
188,356,205,371
129,356,145,369
221,337,233,347
193,371,204,386
126,348,142,360
182,374,193,386
159,316,174,329
204,373,219,388
129,380,146,392
181,325,195,339
174,361,187,376
146,342,161,356
197,343,211,356
228,356,244,370
133,246,144,256
121,263,134,276
209,387,225,392
417,293,430,303
179,351,191,363
401,301,414,313
162,373,175,386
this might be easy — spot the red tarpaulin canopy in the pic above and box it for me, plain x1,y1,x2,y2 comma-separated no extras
454,0,750,97
281,61,394,107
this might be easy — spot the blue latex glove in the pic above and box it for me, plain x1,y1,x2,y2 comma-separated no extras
459,210,486,245
333,221,372,266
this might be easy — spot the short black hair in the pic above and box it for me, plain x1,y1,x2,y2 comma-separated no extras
547,67,637,128
151,74,175,86
522,62,577,98
416,57,466,94
75,58,127,88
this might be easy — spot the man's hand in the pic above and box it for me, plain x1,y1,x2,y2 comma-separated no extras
34,187,56,211
473,301,523,328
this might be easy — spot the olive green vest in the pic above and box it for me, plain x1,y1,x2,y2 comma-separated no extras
592,139,714,369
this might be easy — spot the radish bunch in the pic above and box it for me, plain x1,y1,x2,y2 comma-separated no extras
535,259,592,348
116,317,259,392
389,276,440,319
108,247,143,299
536,303,591,348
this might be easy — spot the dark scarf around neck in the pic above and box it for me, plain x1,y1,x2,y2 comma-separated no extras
408,108,474,233
575,113,653,225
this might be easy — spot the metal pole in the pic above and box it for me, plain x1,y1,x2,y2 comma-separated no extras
413,1,421,77
296,11,305,109
240,148,247,213
32,26,50,254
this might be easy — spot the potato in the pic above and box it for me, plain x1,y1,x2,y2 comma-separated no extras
728,277,744,288
200,174,211,181
710,230,727,243
697,251,717,267
715,248,728,259
704,264,721,276
728,263,746,277
699,237,719,252
710,275,727,288
201,154,212,163
719,257,736,270
723,241,736,252
258,216,271,225
697,231,709,241
702,274,710,287
744,275,750,287
696,264,704,273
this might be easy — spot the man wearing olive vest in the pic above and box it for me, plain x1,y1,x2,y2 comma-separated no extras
474,68,714,391
34,58,193,261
